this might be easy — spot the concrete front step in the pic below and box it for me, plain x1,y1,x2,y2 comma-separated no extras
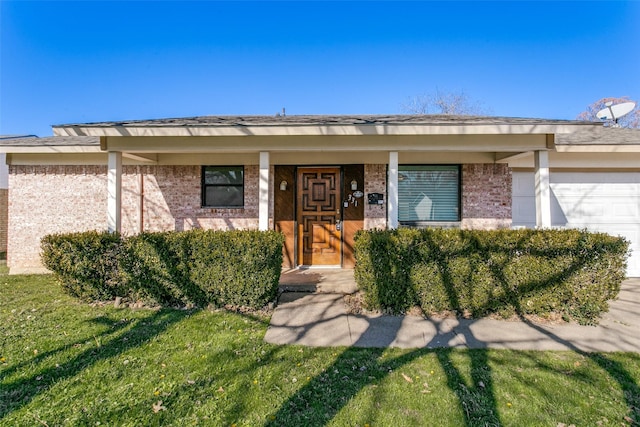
278,267,357,294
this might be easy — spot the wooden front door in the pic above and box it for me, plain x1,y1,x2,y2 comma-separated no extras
297,167,342,266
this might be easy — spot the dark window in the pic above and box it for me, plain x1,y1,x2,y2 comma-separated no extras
398,165,460,223
201,166,244,208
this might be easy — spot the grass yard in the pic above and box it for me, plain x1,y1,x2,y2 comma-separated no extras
1,270,639,427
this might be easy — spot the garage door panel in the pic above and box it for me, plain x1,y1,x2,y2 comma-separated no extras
512,172,640,277
554,197,639,222
552,183,640,198
513,174,535,196
512,195,535,224
549,173,640,185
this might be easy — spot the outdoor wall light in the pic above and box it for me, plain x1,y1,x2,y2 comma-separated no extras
280,180,288,191
351,180,358,191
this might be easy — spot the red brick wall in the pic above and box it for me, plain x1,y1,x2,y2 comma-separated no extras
364,164,387,230
8,165,108,271
362,163,512,230
121,165,259,233
461,163,512,229
8,165,260,271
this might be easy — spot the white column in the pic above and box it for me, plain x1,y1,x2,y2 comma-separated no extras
388,151,399,229
534,150,551,228
107,151,122,233
259,151,270,231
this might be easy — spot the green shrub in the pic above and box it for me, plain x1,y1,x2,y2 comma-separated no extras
41,229,284,309
120,232,207,306
354,228,629,324
187,230,284,308
353,229,416,313
41,231,124,301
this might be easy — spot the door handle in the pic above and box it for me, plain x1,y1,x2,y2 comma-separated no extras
335,219,342,231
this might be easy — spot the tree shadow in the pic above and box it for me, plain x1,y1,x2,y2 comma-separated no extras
512,315,640,425
264,346,420,426
266,308,503,426
0,308,193,420
0,315,130,384
120,233,208,306
86,343,288,426
434,348,500,426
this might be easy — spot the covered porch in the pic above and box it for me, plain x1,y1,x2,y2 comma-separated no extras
53,115,596,269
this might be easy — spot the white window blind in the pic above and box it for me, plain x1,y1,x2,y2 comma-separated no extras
398,165,460,222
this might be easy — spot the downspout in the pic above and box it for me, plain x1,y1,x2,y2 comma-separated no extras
138,165,144,233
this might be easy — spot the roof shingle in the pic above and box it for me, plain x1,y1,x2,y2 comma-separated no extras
555,127,640,145
54,114,598,128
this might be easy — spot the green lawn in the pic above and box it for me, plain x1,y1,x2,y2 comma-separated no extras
1,271,639,427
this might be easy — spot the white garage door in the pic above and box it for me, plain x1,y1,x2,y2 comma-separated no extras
512,172,640,277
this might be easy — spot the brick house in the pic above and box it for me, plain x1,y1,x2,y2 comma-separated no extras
2,115,639,276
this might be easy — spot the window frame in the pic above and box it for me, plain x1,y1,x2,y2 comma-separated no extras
397,164,462,226
201,165,245,208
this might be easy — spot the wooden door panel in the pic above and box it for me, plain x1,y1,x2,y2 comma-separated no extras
297,168,341,265
274,165,296,268
342,164,364,268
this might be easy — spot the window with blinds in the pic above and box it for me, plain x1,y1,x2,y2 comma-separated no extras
398,165,460,223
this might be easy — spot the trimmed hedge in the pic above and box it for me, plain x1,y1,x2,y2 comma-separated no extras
41,231,124,301
354,228,629,325
119,231,204,306
41,230,284,309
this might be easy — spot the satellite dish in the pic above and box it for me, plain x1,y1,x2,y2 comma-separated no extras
596,101,636,125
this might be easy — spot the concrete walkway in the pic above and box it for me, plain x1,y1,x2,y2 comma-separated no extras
265,270,640,352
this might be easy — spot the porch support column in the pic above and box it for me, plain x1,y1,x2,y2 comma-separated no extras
388,151,399,229
259,151,270,231
107,151,122,233
534,150,551,228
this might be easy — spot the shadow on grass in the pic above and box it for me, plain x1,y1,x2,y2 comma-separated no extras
515,316,640,425
0,315,131,384
264,349,503,426
0,308,194,420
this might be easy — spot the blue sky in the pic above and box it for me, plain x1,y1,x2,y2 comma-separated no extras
1,1,639,137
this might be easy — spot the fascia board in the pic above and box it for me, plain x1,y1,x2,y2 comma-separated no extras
102,134,548,153
55,123,595,138
555,145,640,153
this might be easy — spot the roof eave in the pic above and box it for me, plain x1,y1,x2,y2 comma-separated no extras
53,122,599,138
0,146,102,154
